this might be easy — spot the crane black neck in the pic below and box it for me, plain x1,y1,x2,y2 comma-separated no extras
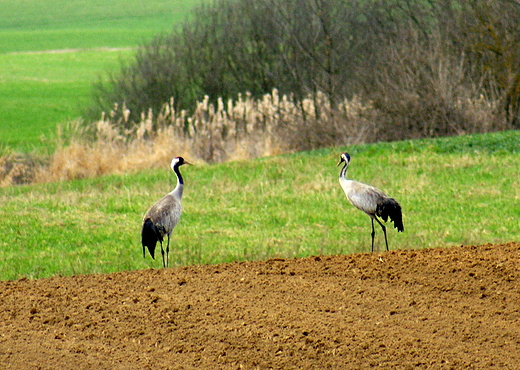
173,163,184,185
339,161,349,179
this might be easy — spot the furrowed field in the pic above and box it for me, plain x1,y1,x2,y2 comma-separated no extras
0,0,199,151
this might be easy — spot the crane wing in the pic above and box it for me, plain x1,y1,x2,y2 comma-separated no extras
345,182,382,215
376,198,404,232
141,218,160,259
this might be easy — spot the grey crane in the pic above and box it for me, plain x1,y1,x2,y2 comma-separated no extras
337,152,404,252
141,156,190,268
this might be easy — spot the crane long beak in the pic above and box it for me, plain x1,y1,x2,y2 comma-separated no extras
337,159,344,166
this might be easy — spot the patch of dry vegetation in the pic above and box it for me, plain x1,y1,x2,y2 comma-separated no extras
0,150,46,187
1,78,507,187
1,89,378,186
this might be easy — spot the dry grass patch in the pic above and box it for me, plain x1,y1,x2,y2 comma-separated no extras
1,87,508,187
2,90,377,186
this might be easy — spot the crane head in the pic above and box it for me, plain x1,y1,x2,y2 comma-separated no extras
337,152,351,166
171,156,192,169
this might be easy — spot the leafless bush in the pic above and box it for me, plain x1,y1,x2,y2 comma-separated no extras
364,0,520,135
89,0,378,124
370,32,509,140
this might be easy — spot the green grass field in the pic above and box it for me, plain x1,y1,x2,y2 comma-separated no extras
0,0,199,151
1,131,518,280
1,1,519,281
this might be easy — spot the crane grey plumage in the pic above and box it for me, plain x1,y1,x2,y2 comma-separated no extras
337,152,403,252
141,156,190,267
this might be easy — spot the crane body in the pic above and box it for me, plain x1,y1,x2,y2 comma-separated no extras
338,153,403,251
141,157,189,267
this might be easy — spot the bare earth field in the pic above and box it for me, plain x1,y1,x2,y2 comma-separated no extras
1,242,519,369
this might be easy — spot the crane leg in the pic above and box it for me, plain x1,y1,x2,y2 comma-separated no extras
160,240,166,268
374,217,389,251
166,234,171,268
371,218,376,252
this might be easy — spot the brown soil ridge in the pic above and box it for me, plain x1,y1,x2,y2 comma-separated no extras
1,242,519,369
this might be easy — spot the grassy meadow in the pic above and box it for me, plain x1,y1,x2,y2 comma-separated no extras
0,0,199,151
1,131,518,280
1,1,519,281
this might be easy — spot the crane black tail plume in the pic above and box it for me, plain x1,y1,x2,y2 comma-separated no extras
377,198,404,232
141,218,162,259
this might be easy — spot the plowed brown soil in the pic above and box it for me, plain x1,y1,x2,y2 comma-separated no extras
1,242,519,369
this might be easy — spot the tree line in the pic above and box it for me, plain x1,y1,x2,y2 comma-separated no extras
89,0,520,142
